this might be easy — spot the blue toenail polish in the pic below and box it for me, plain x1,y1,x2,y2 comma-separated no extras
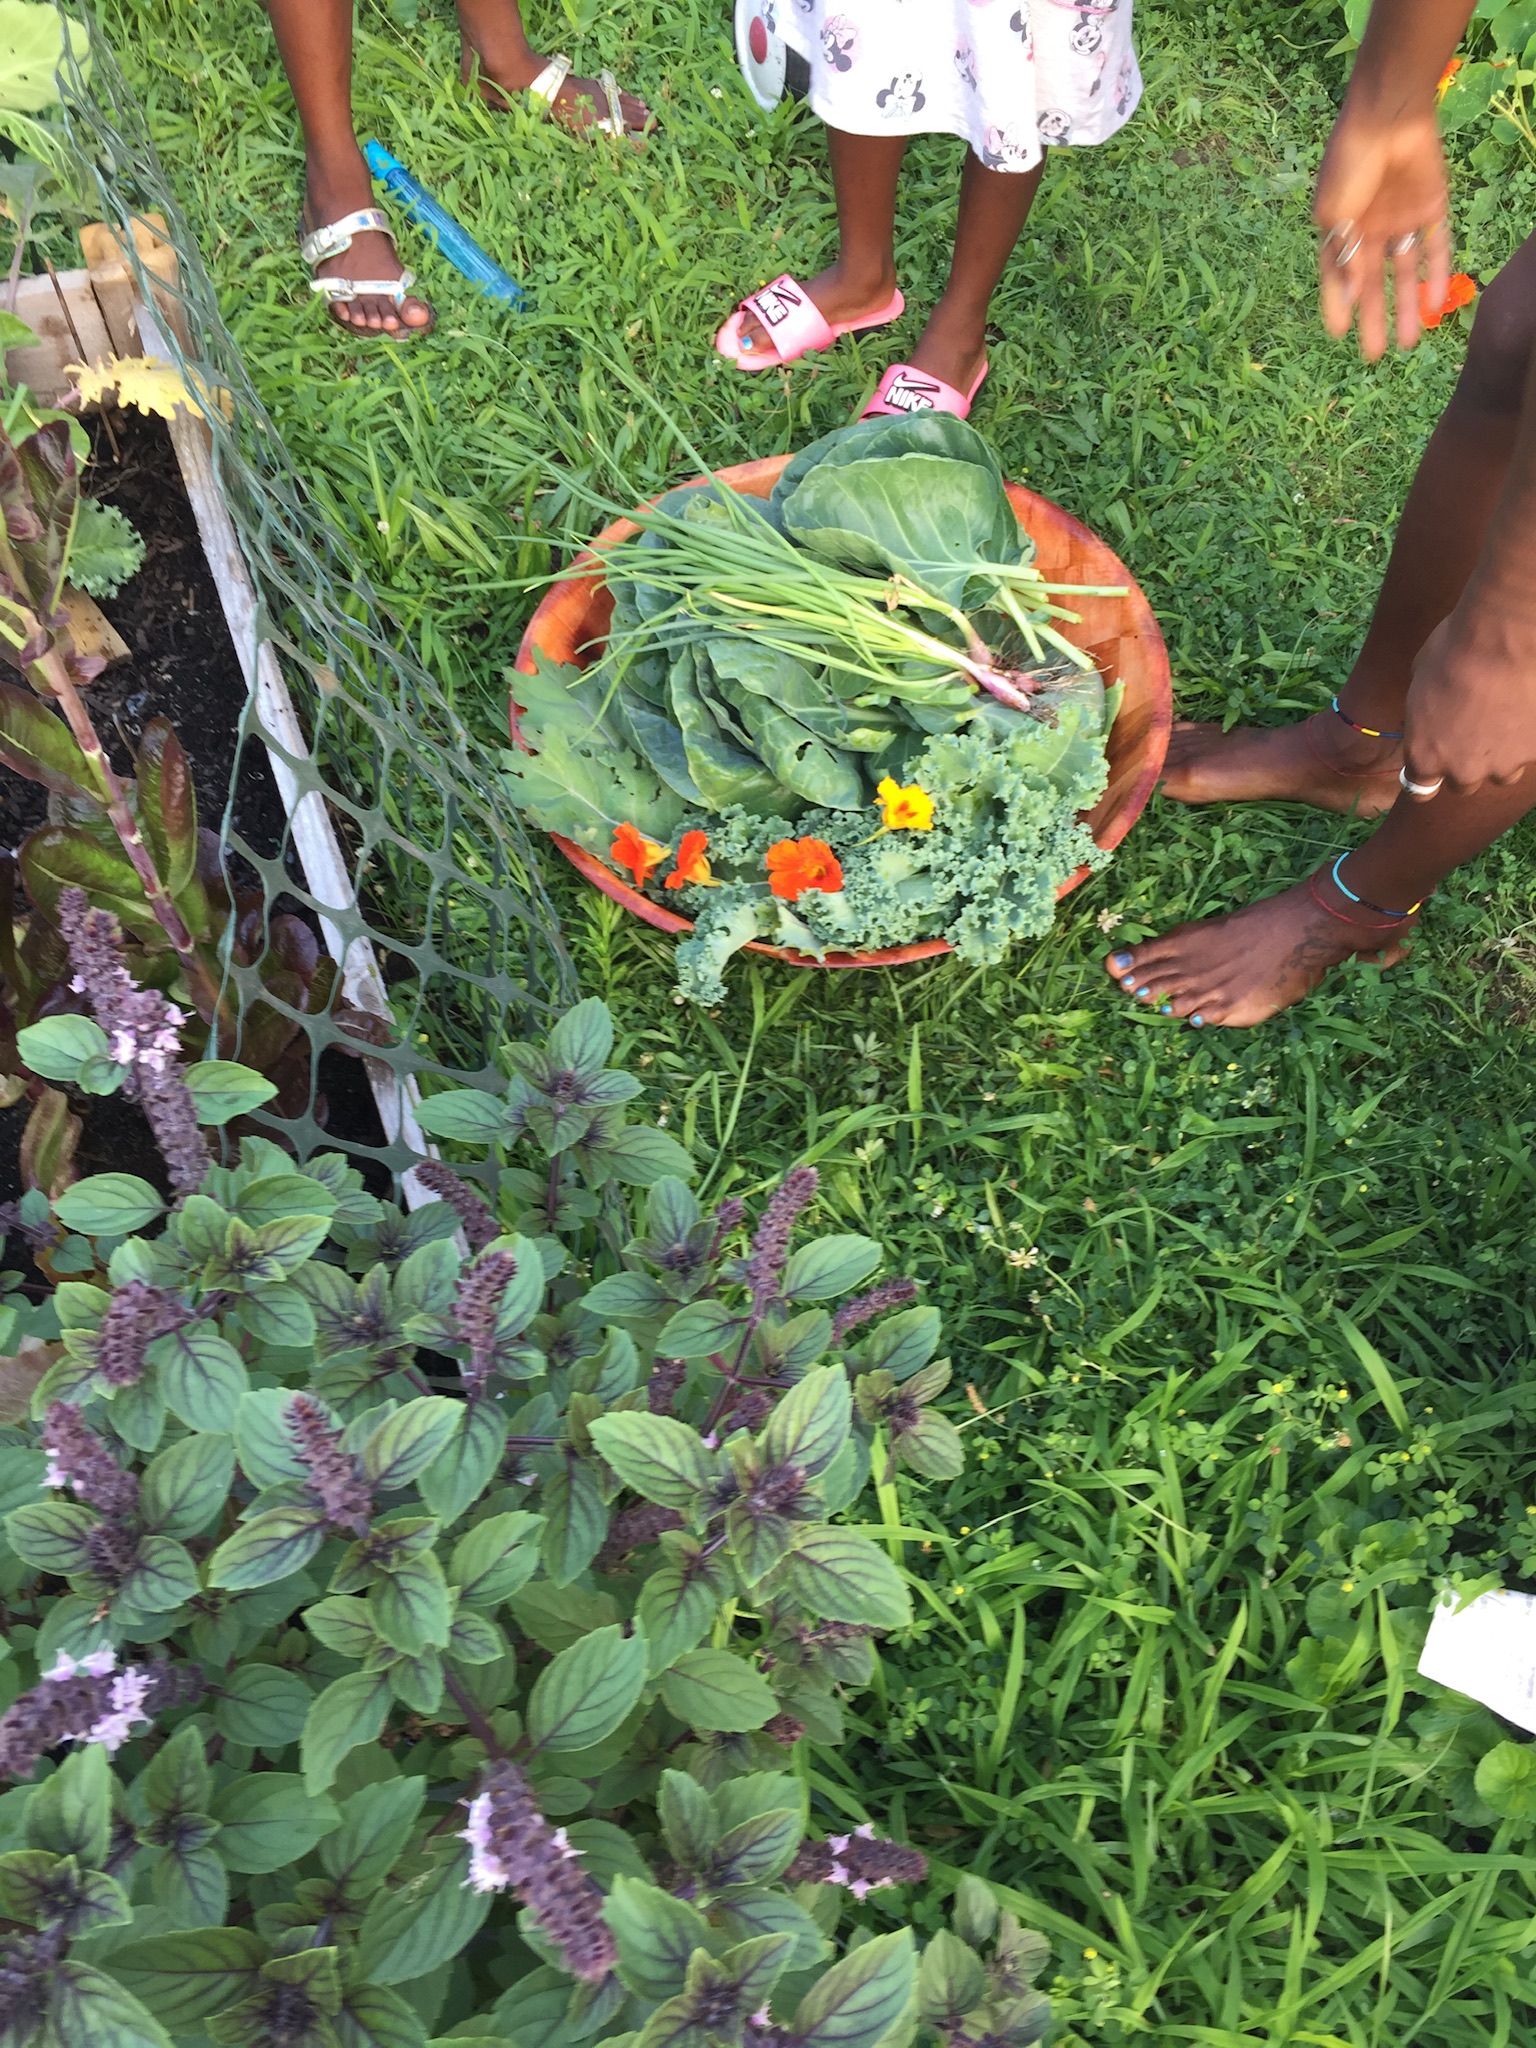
1121,975,1135,989
1110,952,1131,971
1160,1003,1171,1014
1136,985,1150,999
1191,1014,1205,1028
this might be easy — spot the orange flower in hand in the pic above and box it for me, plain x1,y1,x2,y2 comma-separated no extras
1420,272,1477,329
664,830,718,889
1437,57,1462,100
611,821,668,889
765,837,843,902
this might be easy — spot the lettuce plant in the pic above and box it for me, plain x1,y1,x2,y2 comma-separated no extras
0,905,1051,2046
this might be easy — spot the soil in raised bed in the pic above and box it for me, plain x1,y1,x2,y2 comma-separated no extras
0,406,391,1225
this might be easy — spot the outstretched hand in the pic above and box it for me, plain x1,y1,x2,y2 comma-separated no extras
1313,102,1452,360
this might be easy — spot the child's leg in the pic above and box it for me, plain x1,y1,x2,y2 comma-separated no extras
1159,226,1536,814
268,0,432,333
736,130,906,358
909,151,1045,394
456,0,648,132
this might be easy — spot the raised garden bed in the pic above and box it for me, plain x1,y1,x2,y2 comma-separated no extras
0,232,433,1208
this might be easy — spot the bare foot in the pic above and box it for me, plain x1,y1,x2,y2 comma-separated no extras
1160,711,1402,818
736,260,898,361
464,44,651,135
304,165,432,338
1103,870,1415,1028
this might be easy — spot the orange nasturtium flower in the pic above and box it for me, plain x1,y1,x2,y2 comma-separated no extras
610,821,668,889
765,837,844,902
1436,56,1462,99
664,830,719,890
874,776,935,833
1420,272,1477,329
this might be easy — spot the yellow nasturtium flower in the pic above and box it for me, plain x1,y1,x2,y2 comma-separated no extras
874,776,935,832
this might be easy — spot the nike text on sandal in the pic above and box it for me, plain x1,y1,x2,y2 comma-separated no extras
861,359,989,419
299,209,432,336
525,53,650,135
715,273,905,371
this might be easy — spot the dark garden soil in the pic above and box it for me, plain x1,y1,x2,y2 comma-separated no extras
0,404,389,1223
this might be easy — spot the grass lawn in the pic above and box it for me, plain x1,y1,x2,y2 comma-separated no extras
105,1,1536,2038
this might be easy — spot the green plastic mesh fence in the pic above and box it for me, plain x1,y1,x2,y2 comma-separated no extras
49,9,576,1188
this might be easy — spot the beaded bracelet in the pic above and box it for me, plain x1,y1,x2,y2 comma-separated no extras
1332,694,1402,742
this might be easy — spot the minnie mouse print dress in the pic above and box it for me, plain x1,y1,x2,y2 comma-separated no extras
772,0,1140,170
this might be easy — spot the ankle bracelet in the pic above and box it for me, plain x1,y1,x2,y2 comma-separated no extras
1329,851,1423,922
1332,694,1403,742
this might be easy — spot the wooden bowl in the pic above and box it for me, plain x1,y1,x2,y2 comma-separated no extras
513,454,1171,973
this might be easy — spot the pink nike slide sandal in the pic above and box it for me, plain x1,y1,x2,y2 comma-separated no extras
861,358,989,420
715,272,905,371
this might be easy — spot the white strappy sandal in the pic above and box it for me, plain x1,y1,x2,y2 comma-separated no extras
298,208,433,335
525,52,633,135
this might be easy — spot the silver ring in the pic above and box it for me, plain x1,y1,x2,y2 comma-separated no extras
1333,235,1363,269
1400,766,1444,798
1387,229,1425,258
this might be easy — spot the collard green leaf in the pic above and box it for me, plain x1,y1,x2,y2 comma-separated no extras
788,1527,912,1628
210,1774,339,1872
588,1412,714,1511
104,1927,268,2027
502,651,687,856
527,1622,648,1753
659,1649,777,1733
354,1844,491,1986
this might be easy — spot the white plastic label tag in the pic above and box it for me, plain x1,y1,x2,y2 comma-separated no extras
1417,1587,1536,1734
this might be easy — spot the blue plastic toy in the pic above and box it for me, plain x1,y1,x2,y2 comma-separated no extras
364,140,526,308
